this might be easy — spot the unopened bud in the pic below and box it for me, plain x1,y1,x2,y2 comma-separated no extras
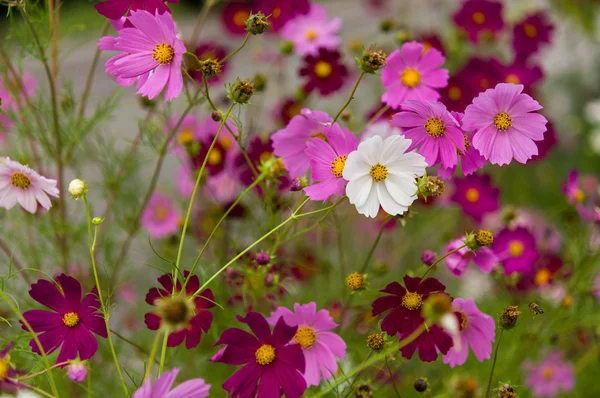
354,382,374,398
279,40,294,55
252,73,267,92
346,272,365,291
68,179,87,199
358,48,387,74
414,378,428,393
418,175,445,199
379,19,396,33
255,251,270,266
92,217,104,225
395,30,412,45
366,333,385,351
199,59,221,79
211,111,221,122
290,177,308,192
245,11,270,35
340,111,352,122
499,305,521,330
421,250,436,266
67,361,87,383
229,79,255,104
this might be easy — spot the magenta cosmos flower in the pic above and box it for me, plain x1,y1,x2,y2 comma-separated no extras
451,174,500,223
21,274,107,364
280,4,341,56
133,368,210,398
271,108,333,178
299,48,349,96
212,312,307,398
492,227,540,276
144,271,215,349
0,342,25,394
513,12,554,62
256,0,310,33
381,41,448,109
267,303,346,387
0,158,59,214
462,83,548,166
304,123,358,201
141,193,180,239
443,298,495,367
438,112,486,179
95,0,178,20
444,239,497,277
98,10,185,101
523,351,574,397
392,100,465,168
453,0,504,43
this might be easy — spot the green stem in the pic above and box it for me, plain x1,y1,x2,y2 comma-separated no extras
18,362,69,381
359,216,391,274
484,328,504,398
333,71,365,123
158,333,169,375
144,330,163,380
220,33,250,63
343,351,372,398
421,244,467,280
385,356,401,397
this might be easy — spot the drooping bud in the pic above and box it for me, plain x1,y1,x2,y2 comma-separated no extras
418,175,445,200
199,59,222,79
358,48,387,74
229,78,255,104
245,11,270,35
366,333,385,351
414,378,428,393
499,305,521,330
68,179,88,199
421,250,436,266
346,272,365,291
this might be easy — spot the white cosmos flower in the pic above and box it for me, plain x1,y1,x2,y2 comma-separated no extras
342,135,427,218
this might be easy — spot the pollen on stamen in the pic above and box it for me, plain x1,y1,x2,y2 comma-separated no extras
494,112,513,132
424,118,446,137
10,172,31,190
330,155,347,178
153,43,175,65
401,291,423,310
370,164,388,182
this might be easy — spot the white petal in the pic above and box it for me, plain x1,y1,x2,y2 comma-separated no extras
356,135,382,165
380,135,412,164
342,151,371,180
0,190,18,210
355,185,380,218
387,152,427,176
377,182,408,216
346,175,373,208
384,174,416,206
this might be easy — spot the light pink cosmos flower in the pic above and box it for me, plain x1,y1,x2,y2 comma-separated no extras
133,368,210,398
523,351,574,397
267,302,346,387
0,72,37,144
443,298,495,368
280,4,341,56
271,108,333,179
98,10,185,101
141,193,180,239
381,41,449,109
392,100,465,169
360,120,402,142
304,123,358,201
438,112,486,179
462,83,547,166
444,239,498,277
0,158,59,214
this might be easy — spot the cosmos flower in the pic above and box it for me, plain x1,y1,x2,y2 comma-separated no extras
280,4,341,56
532,121,557,161
440,75,476,112
398,320,454,362
453,57,502,99
453,0,504,43
274,97,302,125
462,83,548,166
0,71,37,143
21,274,107,364
144,272,215,349
360,120,402,142
271,108,333,179
343,135,427,218
0,158,59,214
299,48,349,96
381,41,448,109
235,135,290,194
443,298,495,367
0,342,25,394
444,239,498,277
391,100,465,169
188,41,229,85
492,227,540,276
256,0,310,33
170,114,202,155
267,303,346,387
563,169,586,206
523,351,574,397
491,59,543,93
438,111,486,179
221,1,253,36
212,312,307,398
141,193,181,240
98,10,185,101
451,174,500,223
513,12,554,62
132,368,210,398
304,123,358,201
94,0,178,20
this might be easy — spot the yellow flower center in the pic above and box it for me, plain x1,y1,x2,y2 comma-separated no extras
178,129,195,146
458,311,468,330
62,312,80,328
255,344,276,365
494,112,512,132
401,68,421,88
472,11,486,25
524,23,537,38
424,117,446,137
311,131,327,141
294,326,317,349
465,188,480,203
401,291,423,310
574,189,585,203
153,43,175,65
233,10,250,27
505,74,520,84
370,164,388,182
448,86,462,101
535,269,551,286
220,135,233,150
305,29,318,40
208,148,223,166
10,172,31,190
331,155,347,178
154,205,169,221
0,359,7,381
509,241,525,257
314,61,333,78
157,296,193,327
542,366,554,380
272,7,282,19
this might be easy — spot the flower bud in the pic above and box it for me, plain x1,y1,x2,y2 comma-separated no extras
245,11,270,35
379,19,396,33
199,59,221,79
67,361,87,383
279,40,295,55
340,111,352,122
68,179,87,199
255,251,270,266
229,78,255,104
358,48,387,74
465,230,494,250
496,383,518,398
252,73,267,92
366,333,385,351
354,382,374,398
92,217,104,225
418,175,445,200
211,111,221,122
421,250,436,266
414,378,428,393
346,272,365,291
139,96,157,110
395,30,412,45
499,305,521,330
290,177,308,192
423,293,453,324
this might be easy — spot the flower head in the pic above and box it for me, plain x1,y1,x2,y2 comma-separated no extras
94,0,179,20
256,0,310,32
188,41,229,86
445,238,498,277
399,321,454,362
132,368,210,398
453,0,504,43
0,158,59,213
381,41,448,109
0,342,25,394
68,179,87,199
141,193,180,240
513,12,554,62
451,174,500,223
343,135,427,218
280,4,341,56
299,48,349,96
492,227,540,276
523,351,574,397
438,112,486,179
21,274,107,364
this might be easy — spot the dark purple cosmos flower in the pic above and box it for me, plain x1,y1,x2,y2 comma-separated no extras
453,0,504,43
492,227,540,276
451,174,500,223
418,33,446,55
236,135,291,193
491,59,543,94
221,1,254,36
398,321,453,362
274,97,302,126
513,12,554,62
516,254,564,291
144,271,215,349
460,57,502,96
372,276,446,336
21,274,107,364
299,48,349,96
189,41,229,86
440,75,476,112
212,312,307,398
257,0,310,33
0,342,25,394
95,0,179,20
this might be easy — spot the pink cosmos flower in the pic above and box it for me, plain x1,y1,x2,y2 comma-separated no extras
462,83,548,166
271,108,333,179
392,100,465,168
133,368,210,398
267,303,346,387
381,41,448,109
0,158,59,214
438,112,486,179
304,123,358,201
444,239,498,277
280,4,341,56
141,193,180,239
98,10,185,101
453,0,504,43
523,351,574,397
0,71,38,141
95,0,179,20
492,227,540,276
360,120,402,142
450,174,500,223
563,169,585,205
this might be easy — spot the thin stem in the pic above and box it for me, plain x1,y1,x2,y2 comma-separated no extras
221,33,250,63
343,351,373,398
189,0,216,45
333,71,365,123
48,0,59,81
484,328,504,398
385,356,401,397
144,330,163,380
363,105,391,130
0,237,31,285
359,216,390,274
158,332,169,376
18,362,69,381
421,244,467,280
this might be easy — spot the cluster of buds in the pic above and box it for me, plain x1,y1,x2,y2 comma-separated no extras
418,175,445,200
245,11,270,35
357,47,387,74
